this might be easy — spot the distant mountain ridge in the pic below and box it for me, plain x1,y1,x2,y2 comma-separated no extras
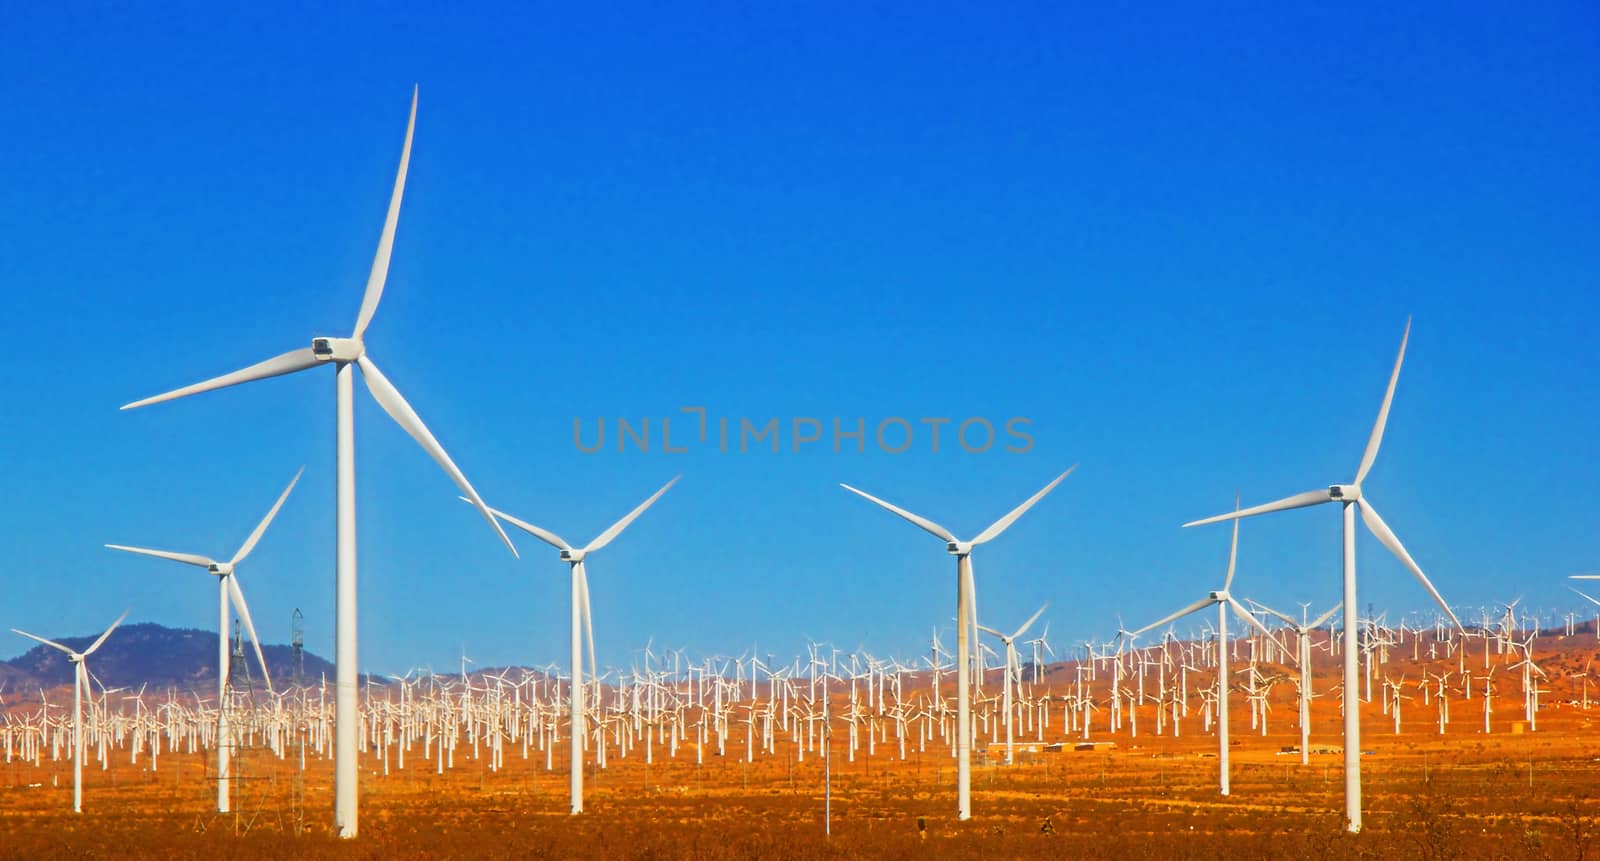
0,622,336,693
0,623,556,696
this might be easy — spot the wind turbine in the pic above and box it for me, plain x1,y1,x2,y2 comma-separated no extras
474,475,679,815
116,89,516,839
1249,599,1340,765
11,610,128,813
840,465,1074,820
1132,504,1272,796
977,601,1048,766
1571,588,1600,642
1182,319,1460,833
1026,622,1054,685
105,466,299,813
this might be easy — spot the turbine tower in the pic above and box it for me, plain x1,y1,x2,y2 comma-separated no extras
840,466,1073,820
1182,319,1460,832
117,89,517,839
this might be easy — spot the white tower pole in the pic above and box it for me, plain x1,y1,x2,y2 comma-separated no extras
570,560,585,815
218,575,231,814
334,362,359,838
1300,630,1312,766
955,553,972,820
1342,502,1361,833
73,661,83,813
1003,642,1014,765
1218,602,1229,796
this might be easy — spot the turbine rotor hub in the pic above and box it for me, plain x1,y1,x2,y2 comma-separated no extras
560,549,586,563
312,337,364,362
946,541,973,556
1328,484,1361,501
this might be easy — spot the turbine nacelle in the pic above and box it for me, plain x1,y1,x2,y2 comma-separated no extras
1328,484,1360,501
207,562,235,576
1209,590,1229,602
946,541,973,556
560,548,587,563
312,337,364,363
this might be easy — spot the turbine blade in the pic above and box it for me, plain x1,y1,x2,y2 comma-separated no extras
1354,317,1410,485
583,475,680,554
1311,606,1342,628
580,567,597,685
971,466,1076,546
976,624,1003,638
227,576,273,694
121,347,320,410
1570,587,1600,609
351,87,417,341
1358,499,1462,630
1223,494,1241,591
11,629,73,656
1248,600,1296,628
230,466,304,565
105,544,217,569
1227,597,1274,639
1184,488,1333,528
1011,602,1050,641
84,609,130,656
462,498,570,551
1134,597,1216,638
964,557,981,660
839,484,956,543
355,355,517,558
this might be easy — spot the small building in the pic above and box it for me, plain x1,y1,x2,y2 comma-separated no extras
983,741,1049,760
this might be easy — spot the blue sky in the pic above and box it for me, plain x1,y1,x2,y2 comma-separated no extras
1,4,1595,674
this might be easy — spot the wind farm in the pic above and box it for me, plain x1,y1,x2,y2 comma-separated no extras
7,254,1597,859
6,611,1600,858
3,6,1597,860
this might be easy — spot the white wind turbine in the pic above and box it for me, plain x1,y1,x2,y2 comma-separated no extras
1026,622,1053,685
977,601,1048,766
1249,599,1340,765
11,610,128,813
116,89,516,839
474,476,679,815
1182,319,1460,833
105,466,300,813
1132,504,1273,796
841,466,1073,820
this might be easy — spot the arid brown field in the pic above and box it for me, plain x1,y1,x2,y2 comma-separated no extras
5,633,1599,859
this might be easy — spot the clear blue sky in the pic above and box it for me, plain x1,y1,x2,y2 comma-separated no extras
2,4,1595,674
